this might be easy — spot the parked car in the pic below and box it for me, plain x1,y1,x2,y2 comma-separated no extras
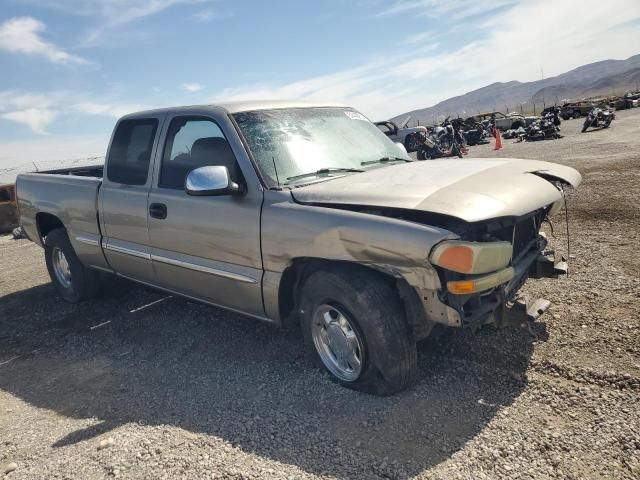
17,101,581,395
472,112,526,131
560,102,596,119
375,118,429,152
524,115,540,127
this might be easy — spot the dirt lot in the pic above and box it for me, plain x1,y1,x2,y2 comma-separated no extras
1,110,639,479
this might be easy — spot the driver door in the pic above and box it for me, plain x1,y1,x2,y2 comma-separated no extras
146,111,265,317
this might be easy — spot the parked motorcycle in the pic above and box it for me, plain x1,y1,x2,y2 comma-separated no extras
523,110,563,141
462,119,489,146
582,107,615,132
409,130,464,160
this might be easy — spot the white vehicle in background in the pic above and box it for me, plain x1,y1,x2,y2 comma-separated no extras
375,117,429,152
473,112,526,131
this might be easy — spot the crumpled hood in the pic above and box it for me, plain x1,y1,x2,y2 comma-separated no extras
291,158,581,223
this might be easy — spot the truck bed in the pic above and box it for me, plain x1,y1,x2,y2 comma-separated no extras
16,173,103,249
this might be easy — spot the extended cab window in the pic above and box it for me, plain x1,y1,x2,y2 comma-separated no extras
107,119,158,185
160,117,239,189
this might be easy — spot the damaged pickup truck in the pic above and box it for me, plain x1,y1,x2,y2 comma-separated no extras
16,101,581,395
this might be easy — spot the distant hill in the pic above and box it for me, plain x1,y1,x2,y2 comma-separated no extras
392,54,640,124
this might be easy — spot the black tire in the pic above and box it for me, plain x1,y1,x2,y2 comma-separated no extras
44,228,100,303
453,143,463,158
403,136,416,153
417,148,429,160
581,121,589,133
300,266,417,395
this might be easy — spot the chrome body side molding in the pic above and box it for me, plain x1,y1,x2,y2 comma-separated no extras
150,254,258,284
75,235,100,247
101,239,151,260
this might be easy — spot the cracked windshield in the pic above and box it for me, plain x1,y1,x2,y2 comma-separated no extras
233,107,410,186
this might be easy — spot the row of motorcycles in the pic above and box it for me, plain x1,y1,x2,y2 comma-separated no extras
405,105,616,160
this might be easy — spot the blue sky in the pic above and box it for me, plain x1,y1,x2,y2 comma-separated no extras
1,0,639,167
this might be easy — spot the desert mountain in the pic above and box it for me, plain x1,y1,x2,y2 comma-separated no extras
392,54,640,124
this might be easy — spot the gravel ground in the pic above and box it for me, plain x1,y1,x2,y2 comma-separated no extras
1,109,639,479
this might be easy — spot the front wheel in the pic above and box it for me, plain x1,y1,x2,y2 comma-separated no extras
581,121,589,133
300,266,417,395
452,143,463,158
404,135,417,152
417,148,431,160
44,228,100,303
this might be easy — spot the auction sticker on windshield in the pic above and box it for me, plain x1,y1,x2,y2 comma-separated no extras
344,111,369,121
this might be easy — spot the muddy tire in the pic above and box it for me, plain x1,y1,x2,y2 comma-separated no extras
300,266,417,395
44,228,99,303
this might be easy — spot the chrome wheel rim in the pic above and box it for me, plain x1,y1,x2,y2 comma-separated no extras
52,247,72,289
311,304,364,382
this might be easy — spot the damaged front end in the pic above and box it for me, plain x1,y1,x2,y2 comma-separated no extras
428,205,570,330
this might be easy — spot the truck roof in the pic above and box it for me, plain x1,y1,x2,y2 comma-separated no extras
121,100,347,119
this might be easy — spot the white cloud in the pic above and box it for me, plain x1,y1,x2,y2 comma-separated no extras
0,17,88,64
1,109,58,135
71,100,146,117
377,0,518,19
181,82,204,93
0,90,146,134
192,9,232,22
28,0,210,25
20,0,213,46
402,31,433,45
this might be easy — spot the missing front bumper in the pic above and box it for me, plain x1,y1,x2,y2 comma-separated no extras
427,248,568,329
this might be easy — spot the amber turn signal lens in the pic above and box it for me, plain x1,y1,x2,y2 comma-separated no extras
446,280,477,295
446,267,515,295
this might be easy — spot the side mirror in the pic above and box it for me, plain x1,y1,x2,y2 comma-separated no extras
185,166,241,196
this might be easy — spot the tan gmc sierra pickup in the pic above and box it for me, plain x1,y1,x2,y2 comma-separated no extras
16,101,581,394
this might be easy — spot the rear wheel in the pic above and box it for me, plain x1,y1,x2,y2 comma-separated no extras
44,228,100,303
300,266,417,395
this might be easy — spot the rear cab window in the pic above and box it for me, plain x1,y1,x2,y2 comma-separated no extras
107,119,158,185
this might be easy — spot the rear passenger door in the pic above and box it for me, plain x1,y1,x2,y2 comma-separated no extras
99,115,164,284
146,111,264,317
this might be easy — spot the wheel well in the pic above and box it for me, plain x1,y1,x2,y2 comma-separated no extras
36,213,64,240
278,259,430,337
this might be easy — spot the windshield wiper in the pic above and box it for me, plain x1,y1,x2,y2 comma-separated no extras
361,156,411,166
285,167,364,183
